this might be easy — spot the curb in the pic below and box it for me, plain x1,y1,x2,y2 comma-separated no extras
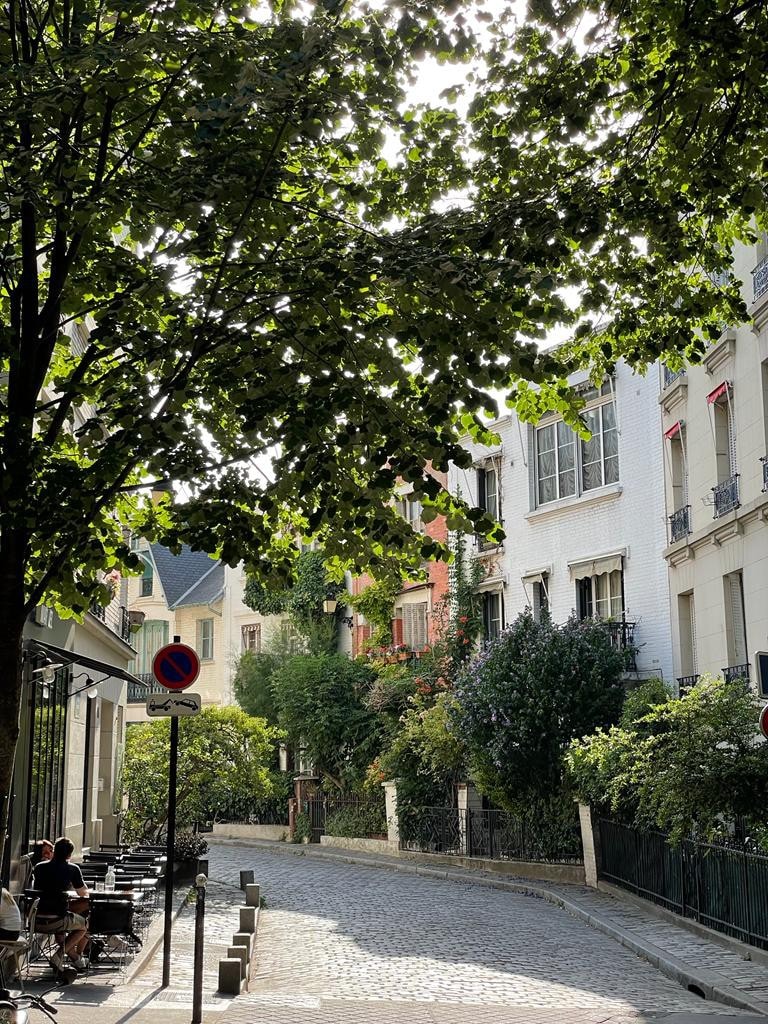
217,838,768,1017
125,883,191,983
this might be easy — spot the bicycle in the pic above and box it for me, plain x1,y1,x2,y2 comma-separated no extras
0,988,58,1023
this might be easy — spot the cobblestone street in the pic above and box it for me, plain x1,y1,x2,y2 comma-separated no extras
26,841,761,1024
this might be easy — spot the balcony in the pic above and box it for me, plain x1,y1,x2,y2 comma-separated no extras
753,256,768,303
89,600,131,643
712,474,740,518
669,505,691,543
127,673,154,704
722,663,750,685
677,674,700,694
762,456,768,493
602,619,637,672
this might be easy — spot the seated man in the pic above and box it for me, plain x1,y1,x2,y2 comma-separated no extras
32,836,90,971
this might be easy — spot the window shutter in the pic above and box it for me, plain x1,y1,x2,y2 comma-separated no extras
727,398,737,477
689,597,698,675
477,468,486,510
729,574,747,664
403,603,428,649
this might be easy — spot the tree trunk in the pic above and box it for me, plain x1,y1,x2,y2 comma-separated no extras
0,558,27,873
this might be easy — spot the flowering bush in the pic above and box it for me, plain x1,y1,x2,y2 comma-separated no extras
567,675,768,842
452,611,627,808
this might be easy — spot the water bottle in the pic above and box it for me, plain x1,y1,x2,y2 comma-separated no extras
105,865,116,891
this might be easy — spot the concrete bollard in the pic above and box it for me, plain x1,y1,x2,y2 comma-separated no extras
245,882,260,907
218,957,243,994
239,869,255,891
227,945,248,979
232,931,253,957
239,905,257,933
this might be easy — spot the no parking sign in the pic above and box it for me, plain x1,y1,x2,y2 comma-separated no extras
153,642,200,691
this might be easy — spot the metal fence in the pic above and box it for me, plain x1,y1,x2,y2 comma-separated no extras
598,819,768,949
304,794,386,843
399,806,583,864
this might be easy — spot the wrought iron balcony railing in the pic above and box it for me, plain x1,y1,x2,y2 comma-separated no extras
762,456,768,493
602,620,637,671
753,256,768,302
677,674,700,694
669,505,691,543
89,600,132,642
127,672,154,704
712,474,739,518
723,663,751,685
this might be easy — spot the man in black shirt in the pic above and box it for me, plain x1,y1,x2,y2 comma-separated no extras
32,836,90,970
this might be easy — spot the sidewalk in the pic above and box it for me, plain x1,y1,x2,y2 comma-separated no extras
217,838,768,1017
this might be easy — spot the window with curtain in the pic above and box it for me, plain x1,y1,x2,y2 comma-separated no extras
535,381,618,505
576,570,623,621
133,618,169,674
482,591,503,641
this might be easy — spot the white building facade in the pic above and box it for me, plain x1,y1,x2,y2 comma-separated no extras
661,237,768,692
451,361,674,682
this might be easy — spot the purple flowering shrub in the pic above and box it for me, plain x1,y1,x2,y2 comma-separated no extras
452,611,627,809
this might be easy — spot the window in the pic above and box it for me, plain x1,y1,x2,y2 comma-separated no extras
576,570,623,621
724,572,747,667
395,496,422,528
667,423,688,511
535,380,618,506
710,383,736,483
197,618,214,661
678,592,698,677
401,602,428,650
482,592,503,641
532,578,549,624
477,465,499,520
241,623,261,653
140,558,153,597
537,421,576,504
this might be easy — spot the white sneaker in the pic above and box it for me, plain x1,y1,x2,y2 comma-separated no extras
70,956,89,971
51,949,65,970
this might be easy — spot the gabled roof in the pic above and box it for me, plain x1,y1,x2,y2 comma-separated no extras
150,544,223,609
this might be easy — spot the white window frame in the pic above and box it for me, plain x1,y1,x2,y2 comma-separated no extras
197,618,214,661
482,591,503,641
534,381,619,506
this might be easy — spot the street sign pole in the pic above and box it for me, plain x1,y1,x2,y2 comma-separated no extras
153,635,200,990
162,712,179,989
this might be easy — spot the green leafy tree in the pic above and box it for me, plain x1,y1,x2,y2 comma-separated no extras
452,612,628,808
0,0,504,860
271,653,379,789
122,706,276,841
232,650,283,725
567,676,768,842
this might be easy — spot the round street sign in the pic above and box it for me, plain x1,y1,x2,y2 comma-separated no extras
153,642,201,692
760,705,768,740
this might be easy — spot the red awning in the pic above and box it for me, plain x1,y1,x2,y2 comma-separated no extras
706,381,730,405
664,420,682,440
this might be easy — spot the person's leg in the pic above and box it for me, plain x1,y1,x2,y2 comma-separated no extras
65,928,88,959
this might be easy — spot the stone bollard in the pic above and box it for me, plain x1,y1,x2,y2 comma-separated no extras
232,931,253,957
239,869,255,891
218,958,243,994
239,905,257,933
227,945,248,980
245,882,260,907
